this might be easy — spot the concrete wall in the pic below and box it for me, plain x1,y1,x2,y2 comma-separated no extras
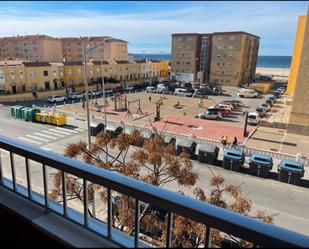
289,5,309,134
287,16,307,95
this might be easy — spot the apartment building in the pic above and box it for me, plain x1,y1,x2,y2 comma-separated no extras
288,7,309,134
0,60,169,94
0,35,62,62
61,36,128,63
170,33,201,82
210,32,259,86
170,31,259,85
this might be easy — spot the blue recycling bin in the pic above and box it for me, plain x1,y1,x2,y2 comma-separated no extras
278,160,304,185
249,153,273,177
223,146,245,171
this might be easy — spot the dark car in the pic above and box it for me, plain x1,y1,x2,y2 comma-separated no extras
265,99,274,107
268,95,277,103
256,106,267,117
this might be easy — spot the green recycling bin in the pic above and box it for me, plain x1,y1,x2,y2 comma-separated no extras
16,106,27,119
25,108,40,122
21,107,32,120
11,105,22,118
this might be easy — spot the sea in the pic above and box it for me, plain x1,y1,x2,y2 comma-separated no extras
131,54,291,69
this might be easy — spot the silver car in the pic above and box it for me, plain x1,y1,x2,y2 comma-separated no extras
198,111,222,120
68,92,84,100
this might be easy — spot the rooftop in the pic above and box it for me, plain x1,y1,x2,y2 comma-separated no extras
22,62,51,67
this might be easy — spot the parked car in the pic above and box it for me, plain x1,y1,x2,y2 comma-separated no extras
220,102,235,110
214,103,232,112
47,95,67,103
256,106,267,118
265,98,274,107
89,89,101,96
207,107,229,117
223,99,243,107
213,86,223,95
174,88,192,97
146,86,156,93
221,100,238,109
268,95,277,103
193,89,207,98
68,92,84,100
260,102,271,112
247,112,260,125
198,111,222,120
238,88,258,98
156,84,168,93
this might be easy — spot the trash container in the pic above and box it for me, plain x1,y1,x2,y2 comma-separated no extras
223,146,245,171
163,135,176,146
51,114,67,126
35,112,42,122
45,113,53,124
197,144,220,165
21,107,32,121
106,124,123,138
40,113,48,123
90,121,105,136
278,160,304,185
176,139,197,158
11,105,22,118
25,108,40,122
249,153,273,177
16,106,27,119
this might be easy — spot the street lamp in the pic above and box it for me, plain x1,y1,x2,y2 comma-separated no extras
82,38,105,150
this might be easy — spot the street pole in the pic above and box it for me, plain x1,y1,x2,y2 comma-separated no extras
243,111,248,137
83,39,92,150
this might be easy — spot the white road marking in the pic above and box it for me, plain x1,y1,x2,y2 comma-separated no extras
18,136,42,145
34,132,58,140
74,128,84,132
41,130,64,138
48,128,72,135
26,134,50,142
55,127,78,133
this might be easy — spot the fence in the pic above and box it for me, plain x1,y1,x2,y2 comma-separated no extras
1,135,309,248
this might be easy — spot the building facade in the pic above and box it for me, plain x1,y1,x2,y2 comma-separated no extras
288,6,309,135
170,33,201,82
61,36,128,63
287,15,307,94
0,60,169,94
170,31,259,86
0,35,63,62
210,32,259,86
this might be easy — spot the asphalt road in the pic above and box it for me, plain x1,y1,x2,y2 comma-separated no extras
0,105,309,236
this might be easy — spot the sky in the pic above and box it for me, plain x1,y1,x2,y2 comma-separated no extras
0,1,308,56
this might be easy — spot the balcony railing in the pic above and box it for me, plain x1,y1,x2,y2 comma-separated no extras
0,134,309,247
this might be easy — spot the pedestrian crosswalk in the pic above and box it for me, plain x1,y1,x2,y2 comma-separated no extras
17,127,85,146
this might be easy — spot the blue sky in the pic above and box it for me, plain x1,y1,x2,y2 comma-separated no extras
0,1,308,55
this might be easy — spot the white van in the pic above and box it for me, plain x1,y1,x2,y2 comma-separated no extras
247,112,260,125
237,88,258,98
174,88,192,97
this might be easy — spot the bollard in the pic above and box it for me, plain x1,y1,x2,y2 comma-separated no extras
72,99,75,104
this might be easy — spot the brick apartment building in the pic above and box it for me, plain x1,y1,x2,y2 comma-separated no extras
171,31,259,86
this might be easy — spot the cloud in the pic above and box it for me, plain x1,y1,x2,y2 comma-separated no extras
0,1,307,55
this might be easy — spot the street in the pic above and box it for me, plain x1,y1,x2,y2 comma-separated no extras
0,105,309,236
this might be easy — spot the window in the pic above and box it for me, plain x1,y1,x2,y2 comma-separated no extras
33,47,37,51
30,71,36,77
216,62,220,66
60,71,63,77
20,71,23,79
187,37,192,41
78,69,81,74
24,49,28,52
217,54,221,58
53,70,57,77
230,36,235,40
0,73,3,79
177,38,182,42
68,69,72,75
218,36,223,40
229,45,234,50
43,70,48,76
217,46,222,50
